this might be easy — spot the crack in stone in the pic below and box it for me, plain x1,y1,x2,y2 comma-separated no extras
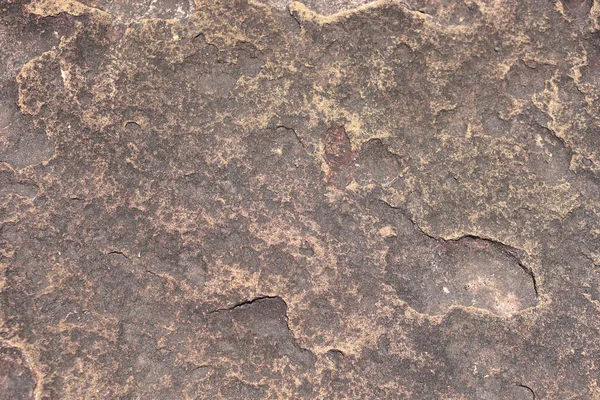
516,383,537,399
207,295,282,315
107,250,131,260
276,125,305,148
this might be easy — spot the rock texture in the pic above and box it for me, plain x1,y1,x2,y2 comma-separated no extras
2,0,600,398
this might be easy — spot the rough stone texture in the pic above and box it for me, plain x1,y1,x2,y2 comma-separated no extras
2,0,600,398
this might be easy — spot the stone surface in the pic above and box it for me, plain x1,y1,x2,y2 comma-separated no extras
2,0,600,398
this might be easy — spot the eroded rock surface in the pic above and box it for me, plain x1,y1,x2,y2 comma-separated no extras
2,0,600,398
387,234,538,316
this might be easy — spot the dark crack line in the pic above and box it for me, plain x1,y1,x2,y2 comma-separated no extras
399,1,432,17
379,199,438,241
107,250,130,260
326,348,346,357
289,8,302,31
276,125,305,148
516,383,536,399
517,260,540,298
207,295,280,314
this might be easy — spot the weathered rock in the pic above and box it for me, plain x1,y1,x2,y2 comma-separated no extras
2,0,600,398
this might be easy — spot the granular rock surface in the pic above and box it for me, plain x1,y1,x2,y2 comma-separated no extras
1,0,600,398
